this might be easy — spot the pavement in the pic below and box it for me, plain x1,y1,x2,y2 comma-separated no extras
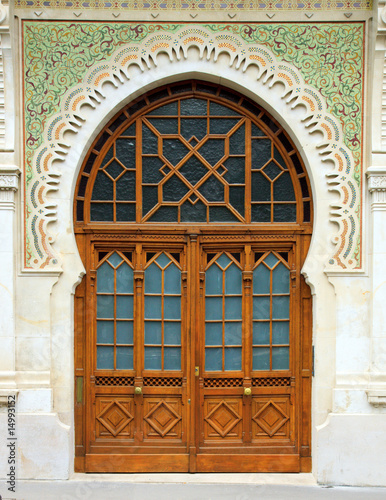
2,474,386,500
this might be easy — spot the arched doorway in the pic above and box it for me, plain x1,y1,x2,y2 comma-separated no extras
74,81,313,473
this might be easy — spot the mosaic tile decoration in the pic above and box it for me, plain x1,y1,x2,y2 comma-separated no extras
23,22,364,271
15,0,372,10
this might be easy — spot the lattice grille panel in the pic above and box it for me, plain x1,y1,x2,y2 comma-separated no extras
143,377,183,387
252,377,291,387
204,378,243,388
95,376,135,386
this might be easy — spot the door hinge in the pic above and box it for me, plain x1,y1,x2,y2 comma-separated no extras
195,366,199,377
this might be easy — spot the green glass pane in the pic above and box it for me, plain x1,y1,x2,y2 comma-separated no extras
251,203,270,222
181,118,207,141
205,347,222,371
205,322,222,346
253,321,270,345
229,187,245,216
197,139,224,166
122,123,135,135
97,346,114,369
229,124,245,154
252,123,266,136
155,253,170,268
97,295,114,319
272,296,289,320
180,199,207,222
116,295,133,319
116,203,136,221
145,321,162,344
116,321,133,344
253,296,270,320
224,322,242,345
162,138,189,166
216,253,231,269
101,146,114,167
164,322,181,345
145,296,162,319
92,171,113,200
116,138,136,168
274,147,286,167
164,347,181,370
116,171,136,201
272,263,290,294
97,321,114,344
272,322,289,345
264,161,282,181
253,263,270,294
97,262,114,293
223,157,245,184
148,206,178,222
252,139,271,168
147,118,178,135
116,263,133,293
274,172,295,201
210,102,240,116
164,296,181,320
145,347,162,370
145,263,162,293
142,124,158,154
272,346,289,370
225,264,242,294
253,347,270,370
181,98,207,115
206,264,223,295
209,206,240,222
179,156,208,185
210,118,240,134
264,253,279,268
142,186,158,215
164,263,181,294
205,297,222,320
251,172,271,202
105,159,124,180
148,102,178,115
142,156,164,184
225,347,242,371
274,204,297,222
224,297,242,320
91,202,114,221
163,175,190,202
116,347,133,370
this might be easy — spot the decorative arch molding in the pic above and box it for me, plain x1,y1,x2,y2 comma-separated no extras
25,25,360,272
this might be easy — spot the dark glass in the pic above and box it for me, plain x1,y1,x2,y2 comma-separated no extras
115,139,136,167
274,204,297,222
210,101,240,115
197,139,225,166
162,138,189,166
229,186,245,216
142,124,159,154
180,199,206,222
209,206,239,222
223,157,245,184
273,172,296,201
241,99,261,117
76,200,84,221
180,98,207,115
149,206,178,222
261,114,279,133
142,186,158,215
179,156,208,185
263,161,282,181
229,124,245,154
199,175,224,202
251,203,271,222
142,156,164,184
291,153,304,175
147,118,178,135
181,118,207,141
163,175,190,202
122,123,136,135
148,101,178,116
171,83,193,95
129,99,146,116
148,88,169,103
91,202,114,221
105,159,124,180
196,83,218,95
303,201,311,222
277,132,293,153
78,176,88,197
300,176,309,198
95,131,111,152
116,203,136,221
92,172,113,200
83,152,97,174
274,147,286,168
108,113,127,133
116,171,136,201
101,146,114,167
219,89,240,104
251,172,271,201
251,123,266,137
252,139,272,168
210,118,240,134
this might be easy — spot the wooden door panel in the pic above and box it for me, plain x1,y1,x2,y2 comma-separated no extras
95,396,135,439
143,396,184,441
251,395,291,441
203,397,243,441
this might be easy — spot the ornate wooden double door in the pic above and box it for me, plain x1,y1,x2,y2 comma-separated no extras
74,82,312,472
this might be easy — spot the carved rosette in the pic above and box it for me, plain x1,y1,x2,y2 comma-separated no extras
0,170,18,210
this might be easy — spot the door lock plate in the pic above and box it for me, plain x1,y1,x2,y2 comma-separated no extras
195,366,199,377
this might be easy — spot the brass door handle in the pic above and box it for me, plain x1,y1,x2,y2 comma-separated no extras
134,386,142,395
244,387,252,396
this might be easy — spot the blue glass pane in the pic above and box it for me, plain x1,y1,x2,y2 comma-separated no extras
116,347,133,370
272,321,289,344
145,263,162,293
253,321,270,345
224,297,242,320
108,252,123,267
164,296,181,320
145,347,162,370
206,264,223,295
164,264,181,294
272,347,289,370
225,264,242,295
253,264,270,294
253,347,270,370
116,263,133,293
97,262,114,293
116,295,133,319
272,263,290,294
164,347,181,370
145,321,162,344
264,253,279,269
225,347,242,371
97,346,114,369
155,253,170,268
253,296,270,320
205,322,222,346
116,321,133,344
224,322,242,345
164,322,181,345
272,296,290,319
205,297,223,320
205,348,222,371
145,295,162,319
97,295,114,319
97,321,114,344
216,253,231,269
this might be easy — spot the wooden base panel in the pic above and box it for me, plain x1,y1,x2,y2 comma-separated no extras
196,454,300,473
85,454,189,473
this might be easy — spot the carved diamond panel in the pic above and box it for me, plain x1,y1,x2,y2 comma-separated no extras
252,397,290,440
96,397,134,438
144,398,182,439
204,399,242,439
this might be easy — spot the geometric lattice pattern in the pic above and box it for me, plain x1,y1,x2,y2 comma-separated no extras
205,400,242,437
96,400,134,437
252,400,289,437
144,400,182,437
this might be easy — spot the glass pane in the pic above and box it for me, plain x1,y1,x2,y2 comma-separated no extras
148,101,178,115
179,156,208,185
229,124,245,154
97,295,114,319
116,139,136,167
252,139,272,168
92,172,113,200
223,157,245,184
210,118,240,134
272,347,289,370
272,263,290,293
197,139,225,166
116,295,133,319
147,118,178,135
181,200,207,222
116,171,136,201
251,172,271,201
97,346,114,370
253,263,270,294
253,296,270,320
142,186,158,215
142,124,158,154
225,264,242,295
229,186,245,216
209,206,240,222
116,347,133,370
206,264,223,295
97,321,114,344
145,321,162,344
263,161,282,180
224,322,242,345
264,253,279,268
164,263,181,294
251,203,270,222
205,297,222,320
97,262,114,293
145,263,162,293
116,203,136,221
272,296,290,319
205,322,223,346
180,97,207,115
216,253,231,269
145,347,162,370
205,348,222,371
252,123,266,136
91,202,114,221
162,139,189,166
155,253,170,268
116,263,133,294
274,172,296,201
164,322,181,345
225,347,242,371
145,295,162,319
253,347,270,370
224,297,242,320
199,175,224,201
274,203,297,222
142,156,164,184
210,101,240,116
164,296,181,320
105,159,124,180
272,321,289,344
108,252,123,267
116,321,133,344
148,206,178,222
253,321,270,345
181,118,207,141
163,175,190,202
164,347,181,370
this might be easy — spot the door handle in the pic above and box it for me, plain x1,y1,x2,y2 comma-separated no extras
244,387,252,396
134,386,142,395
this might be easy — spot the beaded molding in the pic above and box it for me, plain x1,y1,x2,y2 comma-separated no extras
26,25,360,271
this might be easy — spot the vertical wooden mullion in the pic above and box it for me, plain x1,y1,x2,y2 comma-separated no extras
114,263,117,370
245,119,252,224
161,263,165,371
222,266,226,372
136,118,142,223
244,245,252,379
270,262,273,371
